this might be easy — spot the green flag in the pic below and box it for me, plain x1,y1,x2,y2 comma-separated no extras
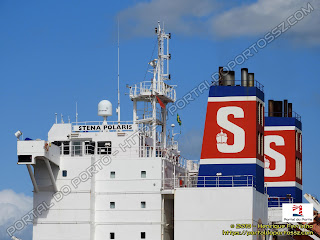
177,114,182,126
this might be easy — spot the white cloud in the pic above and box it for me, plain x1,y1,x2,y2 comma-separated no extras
0,189,33,240
118,0,320,46
211,0,320,45
118,0,218,37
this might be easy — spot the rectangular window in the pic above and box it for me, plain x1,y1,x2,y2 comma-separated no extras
63,141,70,155
141,232,146,239
85,141,95,155
62,170,67,177
110,171,115,179
18,155,32,163
110,202,115,209
71,141,82,156
110,232,115,239
98,141,112,155
141,171,146,178
141,201,146,208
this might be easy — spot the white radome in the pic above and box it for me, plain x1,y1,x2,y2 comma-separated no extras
98,100,112,117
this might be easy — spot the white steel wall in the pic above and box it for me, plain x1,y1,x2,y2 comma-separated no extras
174,187,268,240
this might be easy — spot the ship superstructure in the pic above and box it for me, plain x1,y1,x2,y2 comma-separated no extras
15,22,319,240
16,22,191,240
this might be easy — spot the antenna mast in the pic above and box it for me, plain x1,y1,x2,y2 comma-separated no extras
116,18,121,123
76,102,78,124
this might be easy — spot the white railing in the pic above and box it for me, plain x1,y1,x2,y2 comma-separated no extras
136,108,162,122
162,175,256,190
72,120,133,126
130,81,176,101
268,197,294,208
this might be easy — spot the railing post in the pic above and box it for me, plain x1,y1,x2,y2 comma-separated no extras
232,176,234,187
217,176,219,187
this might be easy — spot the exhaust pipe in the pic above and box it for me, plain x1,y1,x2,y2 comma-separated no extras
224,71,235,86
274,101,283,117
288,103,292,117
241,68,248,87
268,100,274,117
284,99,288,117
219,67,224,86
219,67,235,86
248,73,254,87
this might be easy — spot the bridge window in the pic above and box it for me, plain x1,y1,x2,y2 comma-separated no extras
63,141,70,155
18,155,32,163
85,141,95,155
98,141,112,155
71,141,82,156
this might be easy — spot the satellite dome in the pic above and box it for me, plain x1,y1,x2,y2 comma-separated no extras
98,100,112,117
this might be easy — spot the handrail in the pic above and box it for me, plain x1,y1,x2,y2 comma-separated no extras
212,79,264,92
71,121,134,126
265,111,301,121
162,175,256,190
129,81,176,101
268,196,294,208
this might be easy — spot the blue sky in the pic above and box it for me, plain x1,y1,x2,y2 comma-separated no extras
0,0,319,239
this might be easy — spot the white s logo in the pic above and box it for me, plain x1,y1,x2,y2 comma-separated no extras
264,135,286,177
216,106,245,153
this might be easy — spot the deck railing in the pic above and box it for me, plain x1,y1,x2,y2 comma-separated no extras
130,81,176,101
268,196,294,208
162,175,256,190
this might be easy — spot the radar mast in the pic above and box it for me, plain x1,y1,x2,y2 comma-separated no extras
129,21,175,157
